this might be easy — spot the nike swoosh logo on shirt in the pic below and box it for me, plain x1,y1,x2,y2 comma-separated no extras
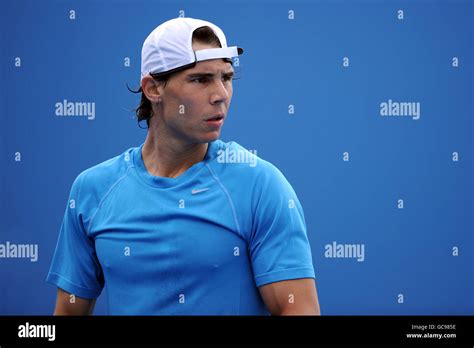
192,188,210,195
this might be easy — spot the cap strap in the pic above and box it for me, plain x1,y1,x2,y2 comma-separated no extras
194,46,240,62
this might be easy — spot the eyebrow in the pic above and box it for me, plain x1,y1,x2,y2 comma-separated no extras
186,70,235,79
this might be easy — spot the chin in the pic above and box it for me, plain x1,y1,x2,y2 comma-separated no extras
200,131,221,143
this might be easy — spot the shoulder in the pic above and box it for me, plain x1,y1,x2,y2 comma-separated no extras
70,146,136,205
215,139,288,177
210,139,293,193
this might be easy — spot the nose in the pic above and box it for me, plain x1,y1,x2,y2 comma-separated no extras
210,79,230,105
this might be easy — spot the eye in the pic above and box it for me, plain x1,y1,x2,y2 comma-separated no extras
222,75,234,82
192,77,209,84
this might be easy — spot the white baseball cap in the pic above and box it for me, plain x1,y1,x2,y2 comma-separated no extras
141,17,243,80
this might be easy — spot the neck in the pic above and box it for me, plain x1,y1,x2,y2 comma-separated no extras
141,130,208,179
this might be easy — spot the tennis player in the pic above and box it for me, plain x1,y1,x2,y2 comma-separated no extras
47,17,321,315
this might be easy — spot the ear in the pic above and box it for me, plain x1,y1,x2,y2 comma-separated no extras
141,75,163,103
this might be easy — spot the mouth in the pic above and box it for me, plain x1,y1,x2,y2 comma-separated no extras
205,114,225,129
205,114,225,122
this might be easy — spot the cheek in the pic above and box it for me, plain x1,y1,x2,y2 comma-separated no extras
178,93,210,120
164,94,195,118
180,99,200,117
163,96,204,131
226,84,233,101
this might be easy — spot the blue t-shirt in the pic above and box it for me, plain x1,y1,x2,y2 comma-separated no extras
46,139,315,315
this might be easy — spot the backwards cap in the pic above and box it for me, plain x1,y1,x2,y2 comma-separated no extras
141,17,243,79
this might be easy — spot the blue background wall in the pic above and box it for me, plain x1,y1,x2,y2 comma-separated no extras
1,0,472,315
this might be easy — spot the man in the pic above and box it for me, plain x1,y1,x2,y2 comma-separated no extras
47,17,321,315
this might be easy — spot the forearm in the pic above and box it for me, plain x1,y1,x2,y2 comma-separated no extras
278,306,321,316
53,288,96,315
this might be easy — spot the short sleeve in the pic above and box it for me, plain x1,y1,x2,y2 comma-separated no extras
46,174,104,299
249,164,315,287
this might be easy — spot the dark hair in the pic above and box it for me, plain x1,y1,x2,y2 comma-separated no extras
129,26,226,129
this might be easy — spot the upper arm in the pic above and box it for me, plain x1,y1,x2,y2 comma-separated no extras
250,164,315,287
53,288,96,315
259,278,320,315
46,173,105,299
